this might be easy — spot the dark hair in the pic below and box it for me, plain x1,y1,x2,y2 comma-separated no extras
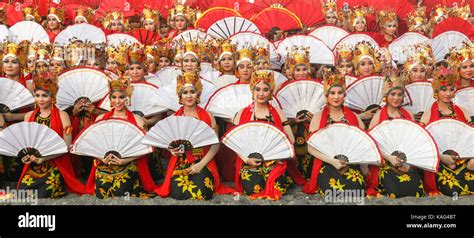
266,27,281,41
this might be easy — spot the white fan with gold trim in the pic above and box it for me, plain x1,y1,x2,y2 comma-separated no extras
222,122,294,161
307,123,382,165
369,119,439,172
71,119,152,158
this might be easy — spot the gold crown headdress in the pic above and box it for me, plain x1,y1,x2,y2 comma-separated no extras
48,6,65,23
431,66,459,97
109,76,133,98
106,43,128,71
255,45,270,63
407,7,428,33
236,44,256,66
102,11,125,29
182,40,201,61
286,46,310,76
350,7,370,28
323,74,346,95
447,42,474,69
144,45,160,62
75,7,93,23
169,3,197,24
33,72,59,103
431,5,449,23
157,39,175,60
353,41,381,73
3,42,20,61
335,44,354,63
250,70,275,92
217,40,236,61
321,0,338,16
51,45,64,62
450,3,471,20
403,44,430,73
127,43,146,65
36,48,51,65
143,7,161,23
176,71,202,101
22,6,41,23
377,10,398,30
382,74,406,101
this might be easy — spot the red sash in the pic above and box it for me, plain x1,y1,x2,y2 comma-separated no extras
85,109,157,194
155,106,234,197
19,106,86,194
303,106,359,194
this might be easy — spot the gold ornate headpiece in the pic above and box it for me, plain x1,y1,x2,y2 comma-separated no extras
109,76,133,97
250,70,275,92
48,6,65,23
353,41,381,73
286,46,310,75
323,74,346,96
176,71,202,99
431,66,459,96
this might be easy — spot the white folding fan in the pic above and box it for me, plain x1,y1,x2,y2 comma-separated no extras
334,33,380,51
454,86,474,117
99,83,168,117
403,81,435,115
210,74,238,89
388,32,431,64
8,21,49,44
345,75,358,86
0,122,67,158
207,16,261,40
345,76,384,112
229,32,280,63
71,119,152,158
205,83,280,119
56,68,110,111
432,31,470,63
54,23,106,46
257,69,288,88
222,122,294,161
154,78,217,112
275,80,326,118
153,66,182,87
308,26,349,50
276,35,335,65
273,70,288,88
307,123,382,165
369,119,439,172
426,119,474,159
143,116,219,151
106,33,140,47
172,29,213,46
200,62,221,83
0,25,9,43
0,77,34,113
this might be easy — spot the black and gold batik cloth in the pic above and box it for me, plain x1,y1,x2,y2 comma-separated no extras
378,164,425,198
240,160,292,196
170,148,214,200
436,159,474,196
17,115,67,198
94,159,156,199
292,123,313,179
